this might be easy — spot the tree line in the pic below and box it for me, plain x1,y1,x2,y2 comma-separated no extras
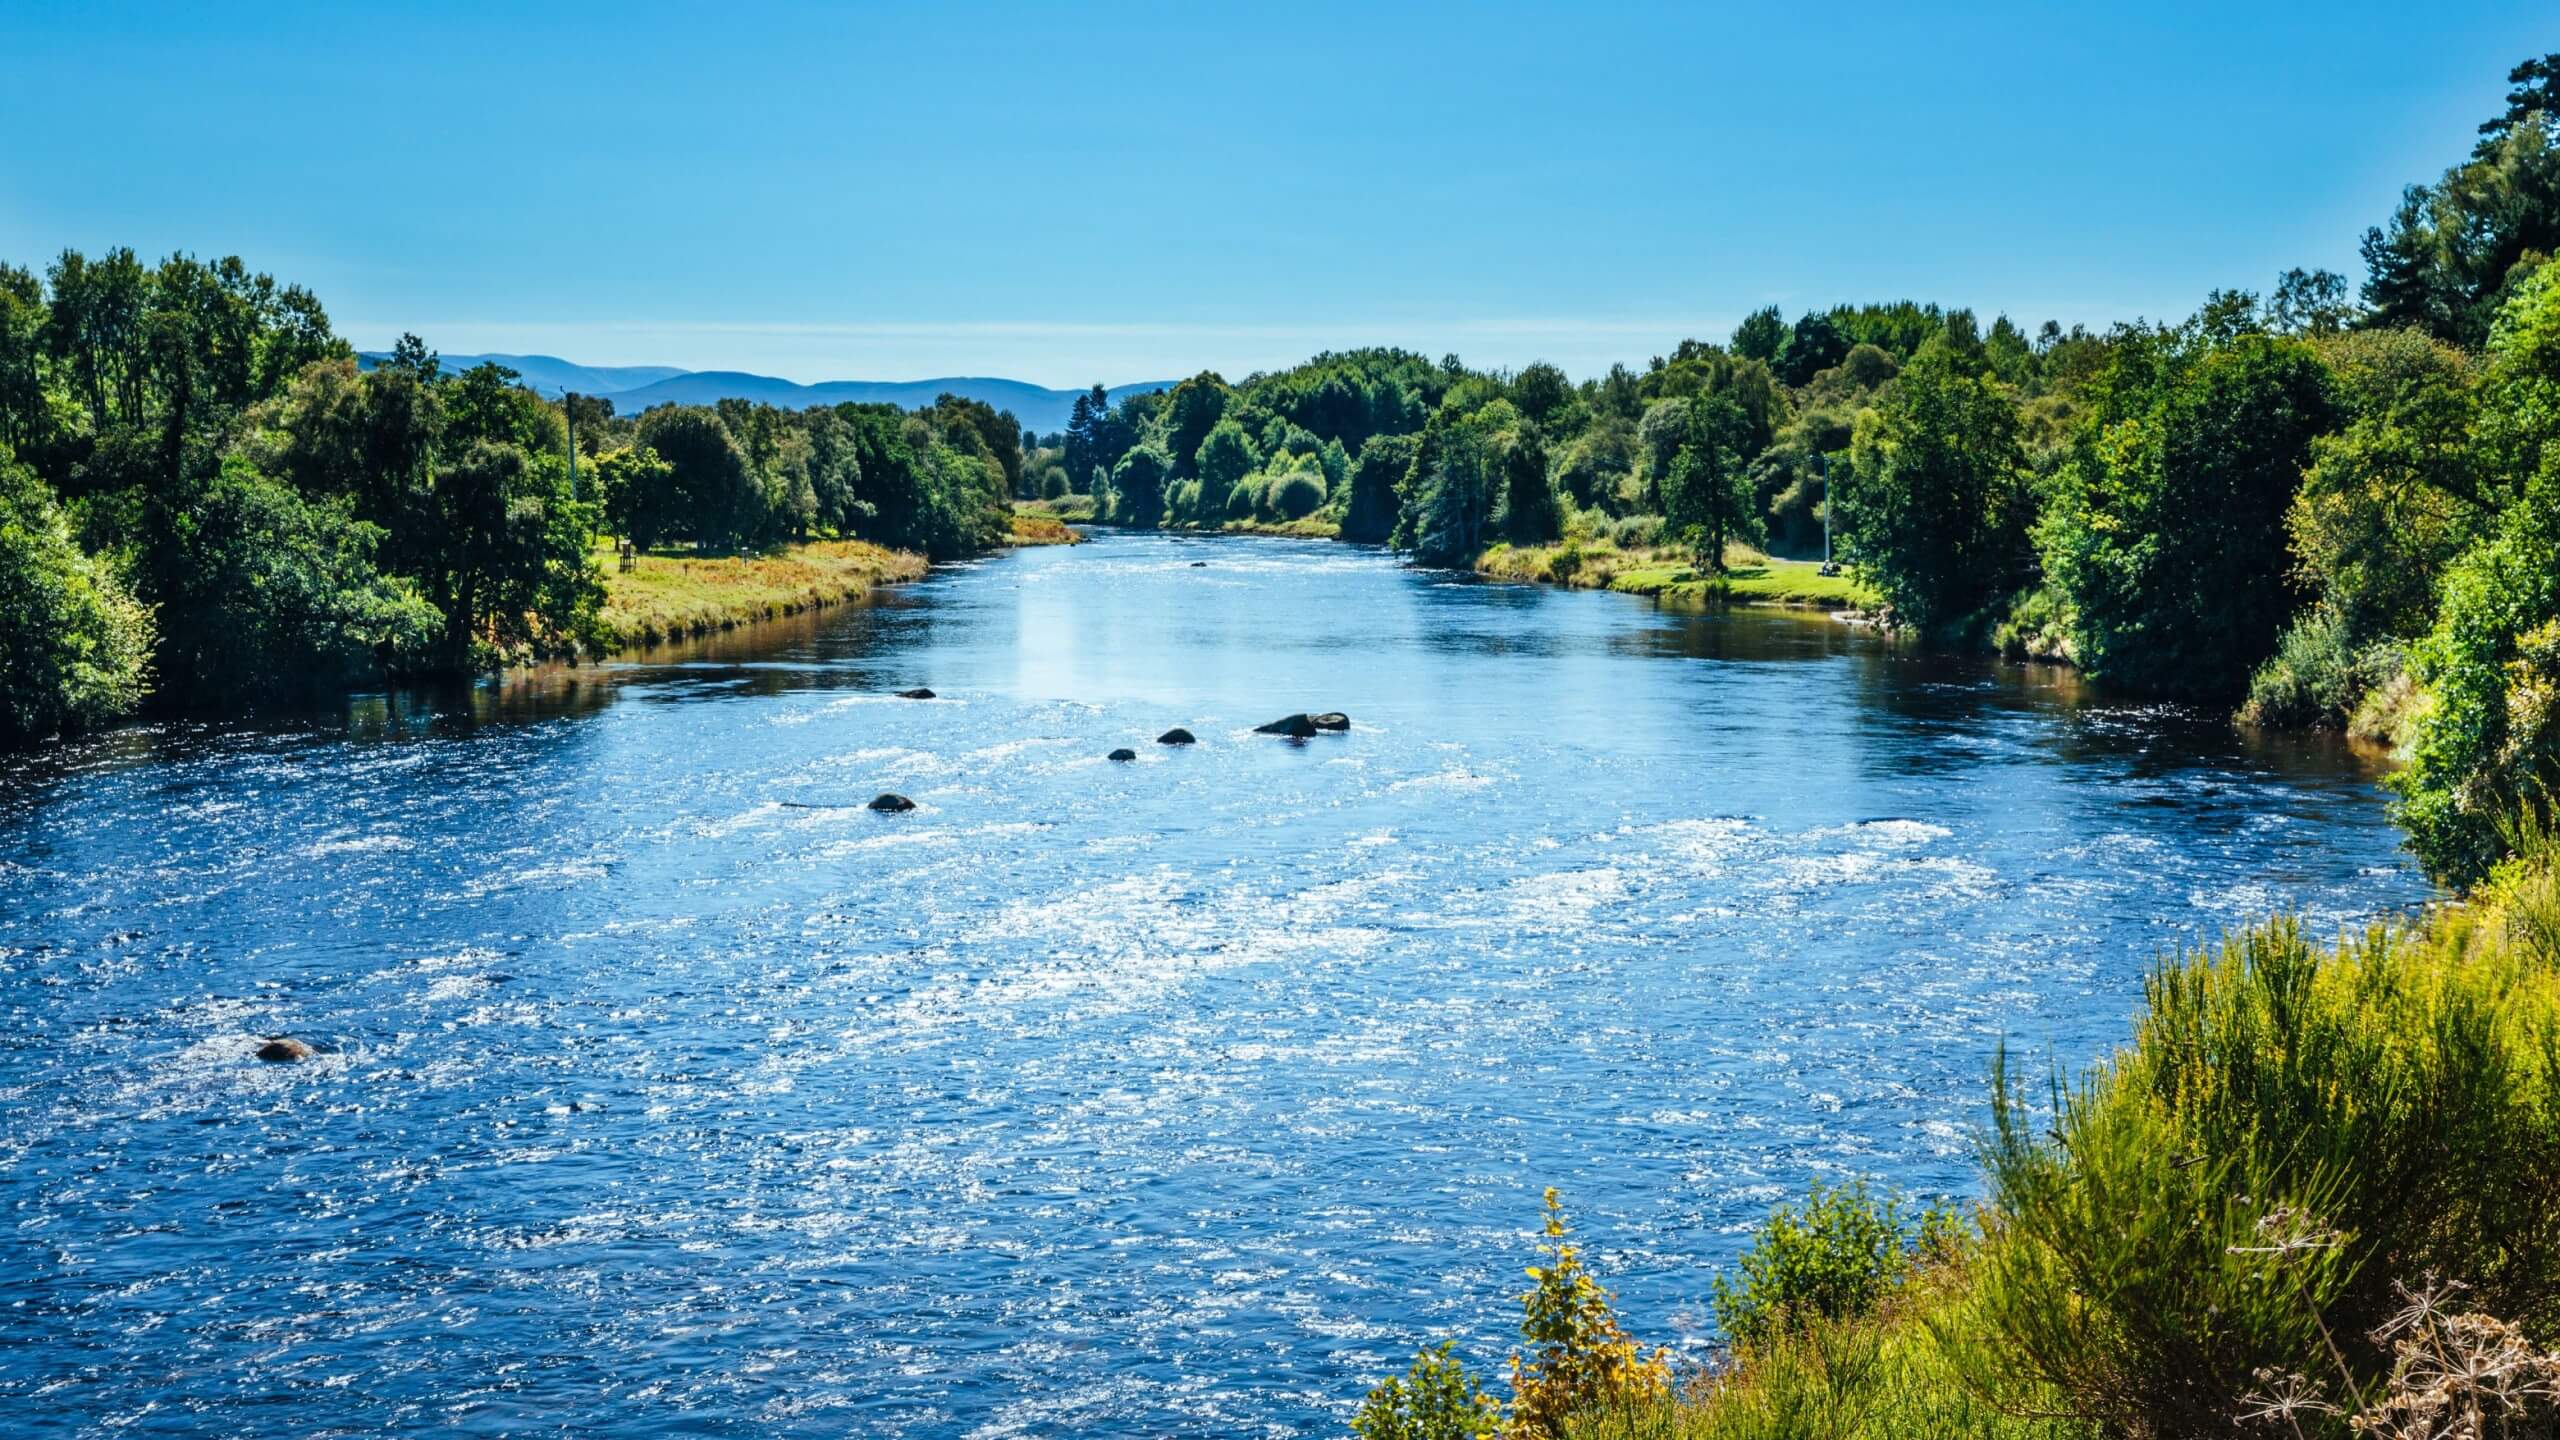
1033,53,2560,888
0,266,1016,744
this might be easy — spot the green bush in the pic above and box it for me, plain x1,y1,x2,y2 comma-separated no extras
2239,607,2408,729
1274,469,1326,520
1964,895,2560,1435
1351,1342,1502,1440
1711,1182,1936,1348
1568,1258,2088,1440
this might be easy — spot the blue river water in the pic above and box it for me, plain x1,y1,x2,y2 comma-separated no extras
0,532,2429,1436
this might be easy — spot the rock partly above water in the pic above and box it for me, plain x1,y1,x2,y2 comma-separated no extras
868,793,917,812
1107,748,1137,762
896,688,936,700
1157,728,1196,745
1256,713,1349,738
256,1037,315,1063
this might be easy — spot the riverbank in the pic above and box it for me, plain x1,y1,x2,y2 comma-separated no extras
595,539,930,649
596,519,1077,652
1476,539,1879,609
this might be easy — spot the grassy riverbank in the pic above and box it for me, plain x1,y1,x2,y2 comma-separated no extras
1006,510,1085,546
1365,842,2560,1440
595,540,929,649
1478,539,1880,609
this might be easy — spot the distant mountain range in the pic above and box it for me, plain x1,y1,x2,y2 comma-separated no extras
353,352,1171,434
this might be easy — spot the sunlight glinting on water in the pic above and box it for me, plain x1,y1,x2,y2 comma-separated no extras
0,534,2428,1436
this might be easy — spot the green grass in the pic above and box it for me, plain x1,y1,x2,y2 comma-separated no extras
596,538,927,649
1013,495,1097,524
1006,508,1084,545
1479,540,1880,610
1567,1259,2091,1440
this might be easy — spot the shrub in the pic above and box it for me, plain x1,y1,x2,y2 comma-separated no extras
1274,468,1325,520
1040,467,1069,500
1352,1342,1503,1440
1569,1255,2088,1440
1963,893,2560,1435
1513,1189,1673,1438
2240,608,2409,729
1710,1182,1938,1348
1602,514,1662,550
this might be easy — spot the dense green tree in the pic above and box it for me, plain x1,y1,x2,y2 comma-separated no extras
1776,311,1849,387
1663,392,1759,571
1109,444,1171,527
1341,433,1414,544
636,406,762,550
2287,328,2484,644
2394,264,2560,882
1194,418,1257,519
1394,409,1502,566
1841,339,2031,627
150,457,438,701
597,444,682,549
0,449,151,740
1731,305,1787,363
0,264,51,453
1501,426,1563,544
2267,268,2359,337
1509,362,1578,432
1553,414,1636,512
2361,57,2560,345
2036,324,2340,696
1161,373,1234,481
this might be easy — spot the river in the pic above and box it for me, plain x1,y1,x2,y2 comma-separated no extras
0,532,2429,1436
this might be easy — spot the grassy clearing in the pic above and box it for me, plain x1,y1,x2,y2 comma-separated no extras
1216,515,1342,539
1478,540,1880,610
1014,495,1098,524
1006,509,1084,546
595,539,927,650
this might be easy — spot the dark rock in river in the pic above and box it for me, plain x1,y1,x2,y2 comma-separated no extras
1107,748,1138,762
1157,727,1196,745
256,1036,315,1063
868,793,917,812
896,687,936,700
1310,712,1350,731
1189,561,1207,567
1256,713,1319,738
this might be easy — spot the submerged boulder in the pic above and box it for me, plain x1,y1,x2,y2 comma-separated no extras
1255,713,1319,738
1157,728,1197,746
896,687,936,700
1310,712,1350,731
868,792,917,813
256,1036,315,1064
1107,748,1138,762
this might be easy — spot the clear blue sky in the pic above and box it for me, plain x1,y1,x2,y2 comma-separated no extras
3,2,2549,387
